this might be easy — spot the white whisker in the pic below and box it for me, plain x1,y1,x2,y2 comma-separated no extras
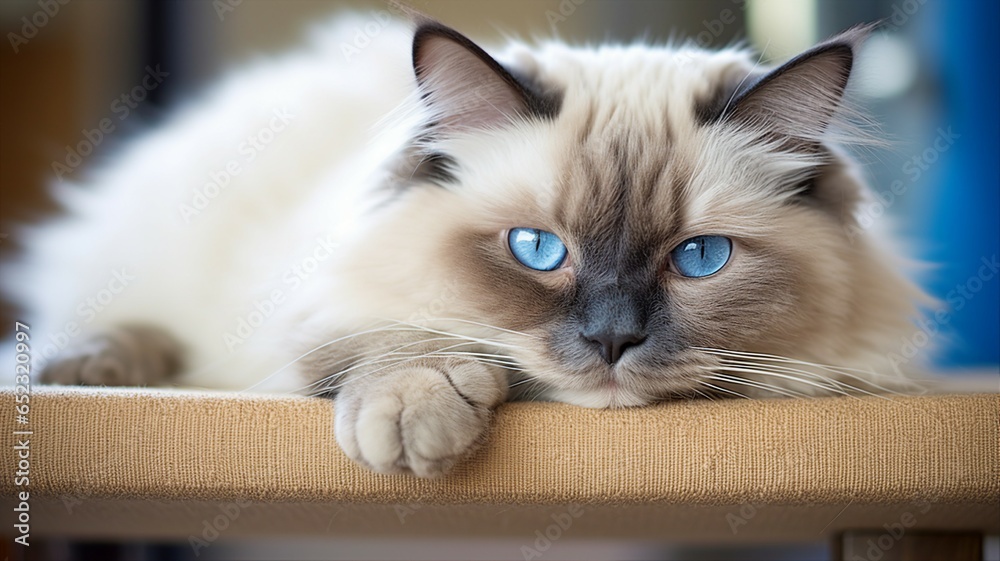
385,317,539,340
708,364,851,397
702,373,809,399
378,319,527,350
718,41,770,121
714,357,894,401
428,350,521,363
298,337,477,394
322,339,503,394
696,380,751,400
693,346,918,395
430,356,526,371
240,322,437,392
690,387,715,401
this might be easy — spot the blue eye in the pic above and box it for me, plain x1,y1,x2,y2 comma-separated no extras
670,235,732,278
508,228,567,271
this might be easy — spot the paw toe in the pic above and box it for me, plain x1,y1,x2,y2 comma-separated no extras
354,395,406,473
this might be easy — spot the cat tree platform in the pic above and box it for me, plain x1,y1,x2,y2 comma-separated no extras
2,387,997,557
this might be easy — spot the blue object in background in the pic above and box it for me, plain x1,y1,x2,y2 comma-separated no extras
921,0,999,369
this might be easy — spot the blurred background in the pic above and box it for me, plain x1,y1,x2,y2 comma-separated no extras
1,0,997,559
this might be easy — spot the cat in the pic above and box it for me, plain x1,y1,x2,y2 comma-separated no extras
1,15,926,477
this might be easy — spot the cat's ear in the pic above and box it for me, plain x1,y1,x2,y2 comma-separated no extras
719,25,873,149
412,21,558,133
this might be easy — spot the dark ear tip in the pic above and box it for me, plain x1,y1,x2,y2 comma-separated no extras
825,22,879,56
801,23,877,79
411,21,444,77
413,20,449,43
411,20,467,78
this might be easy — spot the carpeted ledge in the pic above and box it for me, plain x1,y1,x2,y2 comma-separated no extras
2,387,997,540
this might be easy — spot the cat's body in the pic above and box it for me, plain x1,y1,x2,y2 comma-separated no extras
5,18,416,391
2,16,925,476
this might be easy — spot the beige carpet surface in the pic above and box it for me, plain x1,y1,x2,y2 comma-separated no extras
1,387,997,507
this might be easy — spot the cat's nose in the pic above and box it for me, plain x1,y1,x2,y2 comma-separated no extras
582,331,647,364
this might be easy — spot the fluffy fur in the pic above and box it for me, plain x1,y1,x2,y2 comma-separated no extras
2,16,926,476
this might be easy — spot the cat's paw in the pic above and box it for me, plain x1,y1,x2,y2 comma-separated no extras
333,360,505,478
39,325,183,387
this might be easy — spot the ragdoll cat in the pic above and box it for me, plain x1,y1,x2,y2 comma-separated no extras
2,16,924,477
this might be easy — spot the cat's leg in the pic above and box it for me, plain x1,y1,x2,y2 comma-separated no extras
39,324,183,387
304,334,509,478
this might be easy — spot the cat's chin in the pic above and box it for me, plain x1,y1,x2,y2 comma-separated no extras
546,384,656,409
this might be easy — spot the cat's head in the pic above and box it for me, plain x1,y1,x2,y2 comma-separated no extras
340,20,921,407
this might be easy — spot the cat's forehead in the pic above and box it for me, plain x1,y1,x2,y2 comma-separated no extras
517,44,764,239
447,43,805,246
521,42,754,130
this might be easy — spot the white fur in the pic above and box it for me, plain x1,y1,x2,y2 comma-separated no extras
3,17,419,391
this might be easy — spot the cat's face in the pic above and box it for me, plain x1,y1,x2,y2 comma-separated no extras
340,23,917,407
